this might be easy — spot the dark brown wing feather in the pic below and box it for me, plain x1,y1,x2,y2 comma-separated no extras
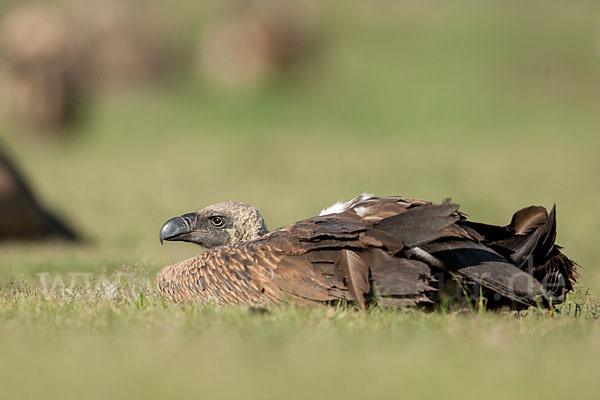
336,249,370,309
363,249,433,307
374,201,462,247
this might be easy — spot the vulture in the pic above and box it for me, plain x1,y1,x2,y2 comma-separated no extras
157,194,579,310
0,146,77,240
0,3,82,132
197,0,315,91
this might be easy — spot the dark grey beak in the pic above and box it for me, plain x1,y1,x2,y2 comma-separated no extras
159,212,197,244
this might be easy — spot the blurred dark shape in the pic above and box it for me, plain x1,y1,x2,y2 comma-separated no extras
197,0,317,91
71,0,174,89
0,145,78,241
0,2,83,133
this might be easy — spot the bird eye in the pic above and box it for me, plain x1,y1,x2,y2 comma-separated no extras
210,216,224,227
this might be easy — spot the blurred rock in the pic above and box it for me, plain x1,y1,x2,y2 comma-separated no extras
0,2,83,133
70,0,174,89
197,0,317,91
0,145,78,241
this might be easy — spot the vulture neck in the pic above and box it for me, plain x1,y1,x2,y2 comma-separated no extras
232,211,268,243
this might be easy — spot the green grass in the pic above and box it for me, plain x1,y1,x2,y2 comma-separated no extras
1,278,599,399
1,1,600,398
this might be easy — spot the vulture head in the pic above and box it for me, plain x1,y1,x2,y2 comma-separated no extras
159,201,268,248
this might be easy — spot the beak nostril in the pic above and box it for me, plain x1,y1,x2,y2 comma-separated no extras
181,213,198,229
159,213,197,244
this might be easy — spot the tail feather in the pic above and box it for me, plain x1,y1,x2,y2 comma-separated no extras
510,206,548,235
495,205,557,267
532,248,580,301
420,239,548,306
450,204,579,304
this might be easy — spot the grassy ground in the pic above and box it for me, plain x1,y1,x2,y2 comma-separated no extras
1,1,599,398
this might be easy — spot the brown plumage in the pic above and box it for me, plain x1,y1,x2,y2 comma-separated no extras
0,146,77,240
157,195,579,309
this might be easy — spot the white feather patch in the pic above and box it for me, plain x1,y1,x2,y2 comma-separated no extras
353,206,371,217
319,193,374,216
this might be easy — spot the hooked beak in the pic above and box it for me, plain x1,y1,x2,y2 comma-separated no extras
159,212,197,244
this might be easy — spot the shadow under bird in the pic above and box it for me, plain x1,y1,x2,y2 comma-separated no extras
157,194,579,309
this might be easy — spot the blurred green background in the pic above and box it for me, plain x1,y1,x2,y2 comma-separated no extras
0,0,599,399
